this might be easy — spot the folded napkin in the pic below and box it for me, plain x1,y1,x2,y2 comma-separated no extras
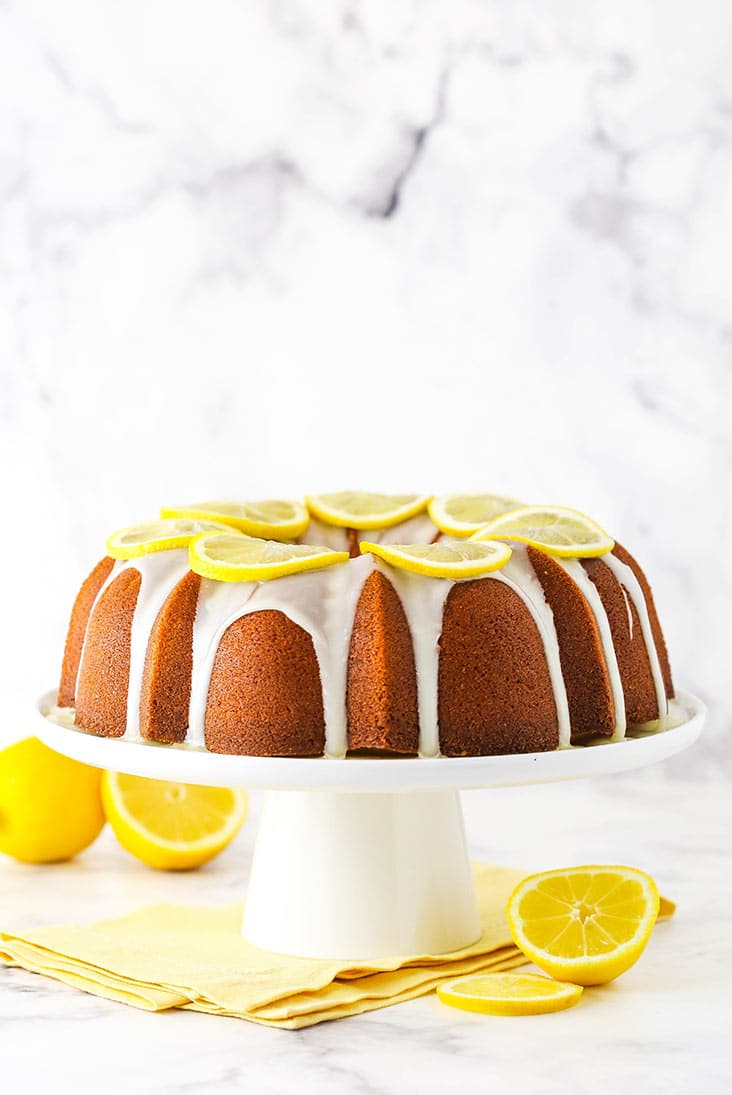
0,864,674,1029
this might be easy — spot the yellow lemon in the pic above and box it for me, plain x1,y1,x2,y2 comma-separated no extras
305,491,431,529
161,499,309,540
428,493,523,537
101,771,248,871
507,865,660,985
189,532,348,582
437,972,583,1016
0,737,105,863
107,518,236,559
358,539,512,578
471,505,614,557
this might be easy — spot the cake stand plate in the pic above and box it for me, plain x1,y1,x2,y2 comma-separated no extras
35,690,705,961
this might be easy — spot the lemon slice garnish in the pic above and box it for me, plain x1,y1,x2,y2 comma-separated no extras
428,493,523,537
359,540,512,578
101,771,248,871
471,505,614,557
437,973,583,1016
305,491,431,530
161,499,309,540
189,533,349,582
106,518,237,560
507,865,660,986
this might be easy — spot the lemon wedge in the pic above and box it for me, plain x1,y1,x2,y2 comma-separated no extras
161,499,309,540
189,532,349,582
101,771,247,871
428,494,523,537
305,491,431,530
471,505,614,557
437,972,583,1016
507,865,660,986
107,518,236,560
359,540,512,578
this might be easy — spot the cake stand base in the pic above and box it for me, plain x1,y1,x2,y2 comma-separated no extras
243,789,481,959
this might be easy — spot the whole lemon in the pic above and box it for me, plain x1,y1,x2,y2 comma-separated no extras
0,737,105,863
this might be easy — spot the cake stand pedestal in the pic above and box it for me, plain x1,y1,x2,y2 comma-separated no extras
36,691,705,961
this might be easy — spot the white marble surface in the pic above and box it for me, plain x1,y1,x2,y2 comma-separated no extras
1,2,731,1088
2,774,731,1093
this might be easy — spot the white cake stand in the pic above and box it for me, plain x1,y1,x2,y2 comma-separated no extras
35,689,705,961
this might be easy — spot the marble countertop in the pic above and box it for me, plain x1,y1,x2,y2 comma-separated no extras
2,770,730,1094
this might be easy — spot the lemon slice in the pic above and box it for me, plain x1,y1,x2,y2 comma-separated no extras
507,865,660,986
190,532,349,582
471,505,614,557
161,499,309,540
305,491,431,530
437,972,583,1016
101,771,248,871
428,494,523,537
106,518,237,560
359,540,512,578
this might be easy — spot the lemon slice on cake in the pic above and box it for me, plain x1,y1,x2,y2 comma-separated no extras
471,505,614,557
161,499,309,540
359,540,512,578
107,518,237,560
101,771,248,871
507,865,660,985
305,491,431,529
437,972,583,1016
190,532,348,582
428,493,523,537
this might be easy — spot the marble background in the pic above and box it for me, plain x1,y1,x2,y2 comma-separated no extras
1,0,731,771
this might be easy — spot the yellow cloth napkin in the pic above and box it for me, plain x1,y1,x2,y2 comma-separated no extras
0,864,531,1028
0,864,675,1029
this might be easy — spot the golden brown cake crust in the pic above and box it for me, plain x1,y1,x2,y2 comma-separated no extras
612,542,674,699
139,571,201,743
58,556,115,707
347,570,419,754
438,578,559,755
204,609,325,756
527,546,615,740
74,568,142,738
582,558,659,724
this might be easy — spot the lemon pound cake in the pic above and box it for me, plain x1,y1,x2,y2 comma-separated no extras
56,493,674,758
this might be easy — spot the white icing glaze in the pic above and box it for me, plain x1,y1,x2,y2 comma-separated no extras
371,512,439,546
123,551,192,740
187,576,258,747
559,558,627,741
492,546,572,749
376,561,453,757
300,517,350,552
602,552,668,720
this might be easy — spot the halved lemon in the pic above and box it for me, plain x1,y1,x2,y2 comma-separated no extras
507,865,660,986
189,532,349,582
437,972,583,1016
305,491,431,530
428,493,523,537
101,771,248,871
359,540,512,578
106,518,237,560
471,505,614,557
161,499,309,540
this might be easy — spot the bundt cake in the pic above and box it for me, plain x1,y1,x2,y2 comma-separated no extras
56,496,674,758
